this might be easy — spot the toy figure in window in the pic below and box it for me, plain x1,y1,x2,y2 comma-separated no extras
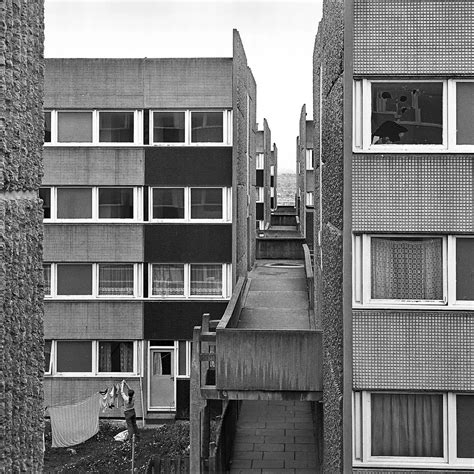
372,120,408,145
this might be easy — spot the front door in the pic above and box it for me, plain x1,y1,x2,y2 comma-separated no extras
149,349,175,410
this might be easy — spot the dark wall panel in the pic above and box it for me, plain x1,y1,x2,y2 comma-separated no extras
176,379,190,419
306,211,314,247
256,203,264,221
144,301,228,339
256,170,264,187
145,224,232,262
145,147,232,186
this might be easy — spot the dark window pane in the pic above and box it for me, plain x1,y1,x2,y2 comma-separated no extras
456,239,474,300
160,352,172,375
191,111,223,142
457,82,474,145
178,341,187,375
99,112,134,142
43,265,51,296
457,395,474,458
191,188,222,219
39,187,51,219
371,83,443,145
57,341,92,372
44,111,51,142
98,264,134,296
57,188,92,219
57,112,92,142
153,112,185,142
44,340,52,373
98,341,133,372
371,237,443,300
153,188,184,219
190,264,222,296
57,264,92,295
99,188,133,219
371,393,443,457
152,264,185,296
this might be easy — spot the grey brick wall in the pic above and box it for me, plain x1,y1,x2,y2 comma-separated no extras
0,0,45,470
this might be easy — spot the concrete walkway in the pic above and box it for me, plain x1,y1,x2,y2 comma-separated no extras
229,401,318,473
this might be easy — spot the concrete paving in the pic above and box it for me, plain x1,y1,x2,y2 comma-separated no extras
229,401,318,473
236,260,311,330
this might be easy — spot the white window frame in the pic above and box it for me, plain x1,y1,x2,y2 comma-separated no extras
149,109,232,146
46,340,140,377
176,341,191,379
148,263,231,300
41,186,142,223
44,339,53,375
256,187,264,203
149,187,231,223
306,149,314,170
306,191,314,207
256,153,264,170
353,391,474,469
44,110,142,146
45,263,142,299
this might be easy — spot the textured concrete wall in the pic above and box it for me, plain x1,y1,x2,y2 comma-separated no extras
0,0,45,470
45,58,233,109
297,105,307,236
313,0,345,471
263,119,272,227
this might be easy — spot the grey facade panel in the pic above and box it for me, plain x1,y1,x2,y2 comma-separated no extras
353,310,474,391
44,224,144,262
43,148,145,186
44,301,144,339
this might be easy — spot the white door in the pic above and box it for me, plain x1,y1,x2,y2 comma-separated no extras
149,349,175,410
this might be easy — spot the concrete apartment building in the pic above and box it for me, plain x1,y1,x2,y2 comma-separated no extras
314,0,474,471
296,104,314,246
255,119,277,231
41,30,257,420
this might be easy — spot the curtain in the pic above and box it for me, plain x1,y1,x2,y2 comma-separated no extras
98,188,133,218
99,342,133,372
153,352,162,376
371,238,443,300
371,393,443,457
119,342,133,372
99,264,133,296
152,264,184,296
190,264,222,295
98,342,112,372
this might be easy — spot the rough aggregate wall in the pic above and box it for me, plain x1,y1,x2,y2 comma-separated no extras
247,69,257,268
0,0,45,471
313,0,345,471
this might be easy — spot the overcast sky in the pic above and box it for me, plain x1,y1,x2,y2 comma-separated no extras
45,0,323,172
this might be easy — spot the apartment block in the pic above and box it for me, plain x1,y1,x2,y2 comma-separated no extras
41,30,256,420
314,0,474,471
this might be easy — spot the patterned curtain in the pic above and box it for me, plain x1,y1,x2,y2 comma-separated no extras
371,238,443,300
371,393,443,457
119,343,133,372
99,264,134,296
190,265,222,296
152,264,184,296
98,342,112,372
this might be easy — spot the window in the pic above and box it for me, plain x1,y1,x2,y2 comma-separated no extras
46,263,141,298
256,187,264,203
306,149,314,170
40,187,140,221
150,263,230,299
58,111,93,143
150,110,231,145
150,187,231,222
455,238,474,301
256,153,264,170
44,110,141,145
46,340,138,376
177,341,190,377
354,79,474,152
354,391,474,468
306,191,314,207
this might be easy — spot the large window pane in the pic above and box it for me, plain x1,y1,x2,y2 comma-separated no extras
99,112,134,142
152,264,184,296
57,264,92,295
44,111,51,143
371,83,443,145
178,341,187,376
98,264,134,296
57,188,92,219
98,341,133,372
57,112,92,142
191,111,223,142
43,264,51,296
57,341,92,372
153,188,184,219
99,188,133,219
191,188,222,219
371,393,443,457
190,264,222,296
456,82,474,145
153,112,185,143
457,395,474,458
39,187,51,219
371,237,443,300
456,238,474,300
44,340,52,373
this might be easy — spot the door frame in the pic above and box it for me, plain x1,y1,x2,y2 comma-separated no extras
147,342,177,411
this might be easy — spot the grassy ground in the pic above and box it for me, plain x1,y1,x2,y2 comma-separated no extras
44,420,190,473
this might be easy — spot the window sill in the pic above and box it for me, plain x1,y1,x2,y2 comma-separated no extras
45,373,140,378
353,460,472,470
352,146,474,154
353,302,474,310
149,143,232,147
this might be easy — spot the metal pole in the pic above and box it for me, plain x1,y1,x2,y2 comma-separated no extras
131,434,135,473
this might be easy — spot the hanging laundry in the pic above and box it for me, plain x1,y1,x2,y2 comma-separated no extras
108,384,116,408
48,393,101,448
99,389,109,413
